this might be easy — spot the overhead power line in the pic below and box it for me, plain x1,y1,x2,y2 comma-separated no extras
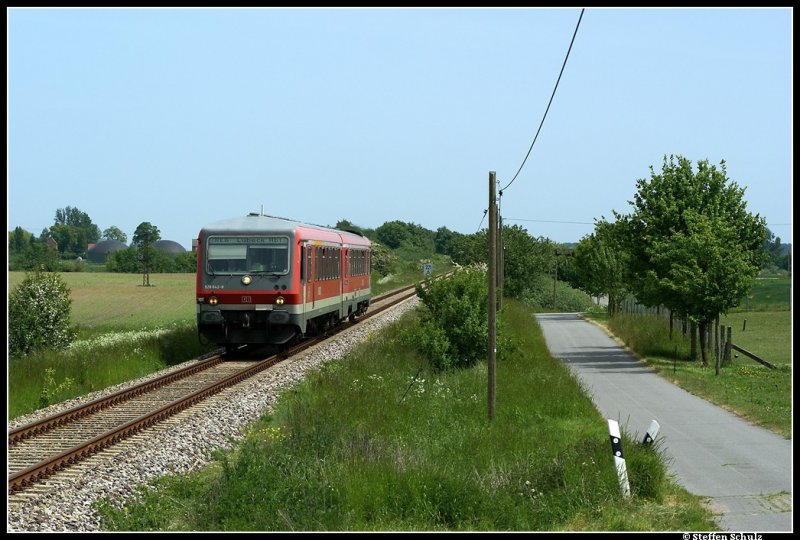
505,218,594,225
477,209,488,232
500,8,585,195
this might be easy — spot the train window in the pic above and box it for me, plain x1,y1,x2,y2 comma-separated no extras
206,236,289,275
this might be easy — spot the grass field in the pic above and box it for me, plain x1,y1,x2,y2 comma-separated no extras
732,276,792,312
8,272,198,338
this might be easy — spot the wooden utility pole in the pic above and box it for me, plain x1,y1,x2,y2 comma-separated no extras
553,249,560,310
497,214,504,311
488,171,497,422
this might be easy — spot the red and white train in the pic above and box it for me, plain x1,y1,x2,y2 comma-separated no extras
196,213,371,352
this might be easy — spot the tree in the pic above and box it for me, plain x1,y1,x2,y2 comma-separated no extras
500,225,554,299
106,247,141,273
43,206,101,256
374,220,434,251
433,226,459,255
132,222,161,286
616,155,768,365
9,269,76,356
102,226,128,243
761,228,789,272
569,220,627,315
449,231,486,267
375,221,408,249
9,226,28,253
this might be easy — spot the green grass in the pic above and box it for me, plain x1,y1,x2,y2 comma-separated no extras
718,311,791,367
8,271,198,340
372,252,453,296
8,324,216,420
96,300,715,532
732,276,791,312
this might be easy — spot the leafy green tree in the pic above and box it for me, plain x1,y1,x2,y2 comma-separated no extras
501,225,554,299
375,220,434,250
9,226,29,253
433,226,459,255
9,270,76,356
570,220,627,315
106,247,140,273
42,206,100,256
375,220,409,249
761,228,790,272
615,155,768,365
19,242,60,271
449,231,486,267
132,222,161,286
173,251,198,273
102,226,128,243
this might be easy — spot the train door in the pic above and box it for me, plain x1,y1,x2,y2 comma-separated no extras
307,245,315,310
339,247,346,319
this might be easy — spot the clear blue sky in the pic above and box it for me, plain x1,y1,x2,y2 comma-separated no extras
7,7,793,249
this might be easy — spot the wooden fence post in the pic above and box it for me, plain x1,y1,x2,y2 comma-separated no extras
715,315,720,366
724,326,732,365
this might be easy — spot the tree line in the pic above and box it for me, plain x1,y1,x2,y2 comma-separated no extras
8,207,195,274
566,155,779,365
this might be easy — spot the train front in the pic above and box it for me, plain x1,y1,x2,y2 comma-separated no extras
195,215,301,350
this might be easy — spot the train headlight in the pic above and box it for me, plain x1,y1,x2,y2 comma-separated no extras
275,296,285,306
209,295,219,305
241,275,252,285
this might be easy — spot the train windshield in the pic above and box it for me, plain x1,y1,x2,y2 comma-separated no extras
206,236,289,275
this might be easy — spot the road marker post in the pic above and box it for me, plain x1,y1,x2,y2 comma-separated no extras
608,419,631,499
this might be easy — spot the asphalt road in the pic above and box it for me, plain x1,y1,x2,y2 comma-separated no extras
535,313,792,533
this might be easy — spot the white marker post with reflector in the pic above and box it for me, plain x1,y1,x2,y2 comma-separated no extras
607,419,631,499
642,419,660,445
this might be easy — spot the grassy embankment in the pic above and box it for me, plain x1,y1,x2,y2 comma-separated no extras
7,272,214,419
97,299,716,531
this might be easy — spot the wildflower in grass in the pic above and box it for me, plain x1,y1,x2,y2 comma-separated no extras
39,368,75,408
262,427,286,441
68,327,170,354
432,378,450,398
248,426,287,444
366,374,385,388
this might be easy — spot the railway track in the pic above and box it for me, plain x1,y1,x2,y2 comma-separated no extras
7,283,421,495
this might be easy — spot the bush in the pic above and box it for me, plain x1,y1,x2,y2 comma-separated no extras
8,270,76,357
410,264,488,371
521,274,595,312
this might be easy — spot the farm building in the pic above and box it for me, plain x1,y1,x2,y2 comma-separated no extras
154,239,187,256
86,239,128,263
